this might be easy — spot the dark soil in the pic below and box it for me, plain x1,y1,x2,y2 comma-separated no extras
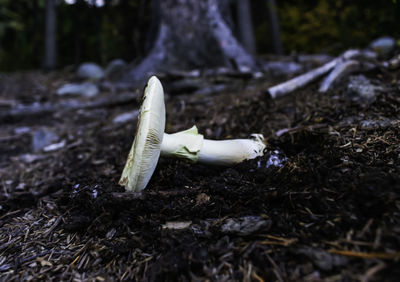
0,67,399,281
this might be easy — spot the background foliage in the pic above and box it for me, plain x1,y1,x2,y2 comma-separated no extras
0,0,399,71
254,0,400,55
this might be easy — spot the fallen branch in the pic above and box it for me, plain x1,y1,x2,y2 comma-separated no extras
0,93,138,121
268,57,338,98
268,49,377,98
319,60,375,92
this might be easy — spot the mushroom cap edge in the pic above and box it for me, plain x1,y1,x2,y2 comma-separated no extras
119,76,166,192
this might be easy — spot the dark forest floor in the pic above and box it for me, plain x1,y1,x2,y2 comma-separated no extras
0,64,399,281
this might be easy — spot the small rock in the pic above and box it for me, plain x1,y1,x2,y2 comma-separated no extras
38,259,53,267
220,216,271,236
32,129,59,152
162,221,192,230
265,150,287,168
388,54,400,70
238,65,251,73
76,62,104,80
249,150,287,173
345,75,381,103
369,36,396,57
298,248,348,271
196,193,210,206
190,219,214,236
104,59,127,78
56,82,99,97
91,187,98,199
184,69,201,78
16,183,26,190
252,72,264,79
112,110,139,124
359,118,395,130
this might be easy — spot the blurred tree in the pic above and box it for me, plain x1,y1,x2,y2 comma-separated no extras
123,0,255,82
266,0,283,55
43,0,57,70
236,0,256,55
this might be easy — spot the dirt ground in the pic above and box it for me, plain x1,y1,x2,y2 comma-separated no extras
0,64,399,281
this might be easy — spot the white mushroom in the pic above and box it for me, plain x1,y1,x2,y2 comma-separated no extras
119,76,266,192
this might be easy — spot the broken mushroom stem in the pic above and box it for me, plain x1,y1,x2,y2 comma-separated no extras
119,76,266,192
161,126,266,166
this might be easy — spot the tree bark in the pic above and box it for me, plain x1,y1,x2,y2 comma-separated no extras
43,0,57,70
266,0,283,55
236,0,256,55
123,0,256,83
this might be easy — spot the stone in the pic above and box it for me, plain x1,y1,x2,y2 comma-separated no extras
76,62,104,80
298,248,348,271
32,129,59,152
162,221,192,230
56,82,99,97
220,216,271,236
345,75,381,103
369,36,396,57
359,118,396,130
104,59,127,78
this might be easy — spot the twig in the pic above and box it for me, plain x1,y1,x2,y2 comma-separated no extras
43,216,63,238
319,60,360,92
0,237,20,252
251,271,265,282
361,262,386,282
268,49,376,98
259,235,297,247
268,57,338,98
328,249,400,259
266,254,285,282
319,60,376,92
0,250,53,272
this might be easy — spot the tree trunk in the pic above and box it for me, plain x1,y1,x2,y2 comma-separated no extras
266,0,283,55
236,0,256,55
43,0,57,70
123,0,256,83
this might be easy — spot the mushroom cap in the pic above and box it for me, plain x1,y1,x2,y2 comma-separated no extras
119,76,166,191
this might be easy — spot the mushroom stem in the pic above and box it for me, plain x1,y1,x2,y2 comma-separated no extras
198,134,266,165
161,126,266,166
